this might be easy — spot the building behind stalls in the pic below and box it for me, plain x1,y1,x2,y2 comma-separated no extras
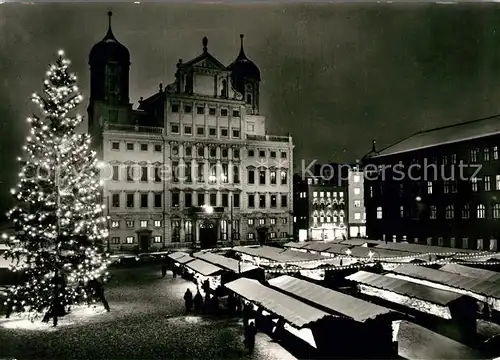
347,164,366,238
293,163,349,241
362,116,500,251
87,13,294,251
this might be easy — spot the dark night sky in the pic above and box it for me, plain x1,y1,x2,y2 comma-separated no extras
2,3,500,217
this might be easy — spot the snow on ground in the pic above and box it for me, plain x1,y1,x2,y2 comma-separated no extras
0,305,109,331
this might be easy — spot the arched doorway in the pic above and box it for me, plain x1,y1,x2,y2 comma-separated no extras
199,218,217,249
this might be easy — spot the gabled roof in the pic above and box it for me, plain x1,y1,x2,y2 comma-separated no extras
440,263,500,283
372,114,500,158
389,264,500,298
181,51,228,71
347,271,465,306
269,275,394,322
186,259,223,276
225,277,330,328
192,251,258,273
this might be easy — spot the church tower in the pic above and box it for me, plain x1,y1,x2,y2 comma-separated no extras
87,12,131,135
228,34,261,115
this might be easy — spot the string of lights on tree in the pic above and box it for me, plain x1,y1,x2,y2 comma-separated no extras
3,50,110,319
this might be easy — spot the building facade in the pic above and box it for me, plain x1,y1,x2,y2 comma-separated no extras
363,116,500,251
87,13,294,251
347,166,366,238
293,164,348,241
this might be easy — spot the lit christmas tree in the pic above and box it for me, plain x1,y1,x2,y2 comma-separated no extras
3,50,110,322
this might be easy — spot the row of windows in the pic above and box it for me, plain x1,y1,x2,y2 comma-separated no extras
247,169,288,186
110,217,287,229
111,192,244,209
377,146,500,168
109,142,288,160
170,123,241,138
111,219,162,229
375,203,500,220
171,104,241,118
247,218,288,226
111,142,163,152
247,194,288,208
369,175,500,198
312,191,345,198
111,232,289,244
110,163,289,186
111,236,163,245
383,236,497,251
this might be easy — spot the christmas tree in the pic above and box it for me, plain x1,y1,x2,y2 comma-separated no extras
4,50,110,321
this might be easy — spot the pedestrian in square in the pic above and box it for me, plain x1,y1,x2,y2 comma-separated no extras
184,289,193,313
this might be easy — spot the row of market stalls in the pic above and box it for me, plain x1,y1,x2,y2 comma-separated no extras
167,250,264,296
284,239,497,266
224,275,400,359
345,263,500,351
167,245,500,358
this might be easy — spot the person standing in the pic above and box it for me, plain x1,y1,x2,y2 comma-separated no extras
88,278,111,312
244,322,257,353
193,291,203,314
43,269,67,326
161,262,167,278
184,289,193,313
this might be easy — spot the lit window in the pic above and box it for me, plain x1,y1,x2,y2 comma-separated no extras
471,177,478,192
485,176,491,191
111,220,119,228
494,146,499,160
353,175,360,183
154,220,161,227
493,204,500,219
430,206,436,219
140,220,148,228
154,236,162,243
427,181,433,194
354,188,361,195
376,207,382,219
354,213,361,220
445,205,454,219
477,204,486,219
126,236,134,244
462,204,470,219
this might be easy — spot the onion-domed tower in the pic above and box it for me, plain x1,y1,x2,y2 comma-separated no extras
228,34,261,115
88,12,131,132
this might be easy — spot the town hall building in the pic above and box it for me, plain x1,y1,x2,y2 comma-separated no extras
87,12,294,251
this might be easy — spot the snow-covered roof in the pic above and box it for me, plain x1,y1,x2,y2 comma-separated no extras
225,277,330,328
185,259,223,276
268,275,394,322
233,246,329,263
440,263,500,283
176,254,195,264
372,114,500,158
192,251,258,273
389,264,500,299
375,242,479,255
347,271,465,306
168,251,189,260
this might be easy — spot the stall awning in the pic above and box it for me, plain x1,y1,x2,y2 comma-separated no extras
375,242,483,255
192,251,258,273
440,263,500,283
233,246,329,264
168,252,189,261
268,275,394,322
225,277,331,328
186,259,223,276
389,264,500,299
347,271,465,306
177,255,195,264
